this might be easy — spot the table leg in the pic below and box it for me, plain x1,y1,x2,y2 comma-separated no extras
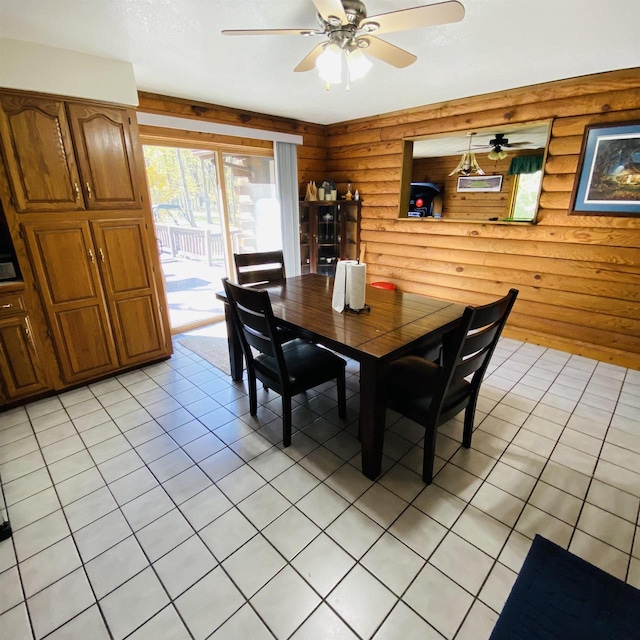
359,359,386,479
224,303,243,382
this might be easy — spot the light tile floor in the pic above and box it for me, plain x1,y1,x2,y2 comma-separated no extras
0,334,639,639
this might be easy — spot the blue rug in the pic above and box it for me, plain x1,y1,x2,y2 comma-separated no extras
489,535,640,640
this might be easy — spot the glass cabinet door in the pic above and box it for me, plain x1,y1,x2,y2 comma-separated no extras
316,204,340,276
299,204,311,274
298,200,360,277
343,202,360,262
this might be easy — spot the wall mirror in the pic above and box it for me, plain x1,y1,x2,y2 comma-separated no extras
398,120,552,223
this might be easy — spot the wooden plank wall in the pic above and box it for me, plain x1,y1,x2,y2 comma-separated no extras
325,69,640,369
136,92,328,191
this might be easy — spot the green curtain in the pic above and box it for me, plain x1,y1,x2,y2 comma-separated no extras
508,154,544,175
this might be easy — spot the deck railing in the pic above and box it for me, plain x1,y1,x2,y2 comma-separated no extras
155,225,241,265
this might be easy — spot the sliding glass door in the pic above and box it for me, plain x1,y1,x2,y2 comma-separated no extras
142,144,279,333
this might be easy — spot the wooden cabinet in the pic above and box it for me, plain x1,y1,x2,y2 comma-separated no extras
66,104,141,210
22,219,167,385
0,88,171,405
0,92,140,213
92,219,166,366
0,94,84,212
299,200,361,276
0,290,49,403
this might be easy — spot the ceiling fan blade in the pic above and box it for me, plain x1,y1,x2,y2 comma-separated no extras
294,43,326,72
222,28,323,36
360,37,416,68
311,0,348,24
361,0,465,35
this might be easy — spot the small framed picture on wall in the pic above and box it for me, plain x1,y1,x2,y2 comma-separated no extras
456,175,503,192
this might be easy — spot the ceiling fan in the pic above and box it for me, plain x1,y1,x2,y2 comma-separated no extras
473,133,533,160
222,0,465,86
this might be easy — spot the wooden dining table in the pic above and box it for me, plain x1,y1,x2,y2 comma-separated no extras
218,273,466,479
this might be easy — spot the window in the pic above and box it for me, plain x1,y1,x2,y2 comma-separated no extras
510,170,543,220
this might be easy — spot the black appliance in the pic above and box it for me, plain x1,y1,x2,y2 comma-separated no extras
408,182,442,217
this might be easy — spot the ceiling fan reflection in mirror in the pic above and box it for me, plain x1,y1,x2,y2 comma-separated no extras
474,133,533,160
222,0,465,89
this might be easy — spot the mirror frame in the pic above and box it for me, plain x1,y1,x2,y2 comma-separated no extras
398,120,553,224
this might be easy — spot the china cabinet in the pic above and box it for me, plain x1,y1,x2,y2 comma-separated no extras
299,200,361,276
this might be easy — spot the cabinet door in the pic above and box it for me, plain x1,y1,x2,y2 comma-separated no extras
22,222,119,384
0,93,84,212
67,104,141,210
299,203,312,274
316,203,340,276
341,202,360,262
92,219,168,366
0,314,49,402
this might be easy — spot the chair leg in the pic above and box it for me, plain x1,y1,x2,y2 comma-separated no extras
422,425,438,485
249,374,258,416
282,395,292,447
463,395,478,448
337,369,347,419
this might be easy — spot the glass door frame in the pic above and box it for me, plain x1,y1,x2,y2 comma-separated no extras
139,131,274,334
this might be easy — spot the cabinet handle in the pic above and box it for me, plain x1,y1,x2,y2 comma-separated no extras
86,182,92,199
88,249,95,263
1,304,12,309
24,325,32,343
74,183,81,200
99,248,105,262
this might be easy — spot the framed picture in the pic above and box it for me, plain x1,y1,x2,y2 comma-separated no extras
569,121,640,216
457,175,503,192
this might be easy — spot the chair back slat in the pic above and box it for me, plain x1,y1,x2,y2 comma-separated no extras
235,302,276,357
235,251,286,285
459,322,501,359
453,344,492,380
469,293,513,330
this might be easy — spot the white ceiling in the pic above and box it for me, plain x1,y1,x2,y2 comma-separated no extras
412,122,550,158
0,0,638,126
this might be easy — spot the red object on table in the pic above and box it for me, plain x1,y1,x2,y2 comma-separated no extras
370,282,396,290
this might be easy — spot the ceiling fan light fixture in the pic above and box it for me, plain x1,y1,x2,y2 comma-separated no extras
316,42,343,84
449,133,485,176
346,47,372,81
360,21,379,33
488,148,507,160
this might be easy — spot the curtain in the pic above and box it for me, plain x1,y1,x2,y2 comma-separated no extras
274,141,301,277
508,154,544,175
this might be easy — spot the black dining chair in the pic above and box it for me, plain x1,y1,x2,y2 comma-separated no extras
385,288,518,484
222,278,347,447
234,250,286,286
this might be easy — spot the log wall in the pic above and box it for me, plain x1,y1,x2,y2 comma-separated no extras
137,92,328,192
325,69,640,368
